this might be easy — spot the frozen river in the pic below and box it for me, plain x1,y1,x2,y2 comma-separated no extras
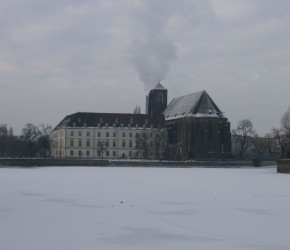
0,166,289,250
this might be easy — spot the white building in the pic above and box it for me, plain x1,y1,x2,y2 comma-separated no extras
51,113,166,159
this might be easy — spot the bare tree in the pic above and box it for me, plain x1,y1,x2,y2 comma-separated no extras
133,105,141,114
21,123,40,157
271,106,290,158
281,106,290,135
37,124,52,157
97,141,107,159
232,119,256,159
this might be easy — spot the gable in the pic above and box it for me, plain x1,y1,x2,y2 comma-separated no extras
163,90,224,120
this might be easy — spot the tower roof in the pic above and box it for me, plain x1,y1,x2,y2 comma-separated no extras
153,82,167,90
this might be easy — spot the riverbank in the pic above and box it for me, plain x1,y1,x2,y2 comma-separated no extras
0,158,276,168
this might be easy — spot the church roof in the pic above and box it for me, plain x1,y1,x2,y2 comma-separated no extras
153,82,167,90
163,90,224,120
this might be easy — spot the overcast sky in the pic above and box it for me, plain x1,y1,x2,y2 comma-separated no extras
1,0,290,136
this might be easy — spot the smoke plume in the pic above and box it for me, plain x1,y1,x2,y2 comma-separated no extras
130,0,211,89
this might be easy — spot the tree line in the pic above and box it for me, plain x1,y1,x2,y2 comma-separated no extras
232,106,290,159
0,123,52,158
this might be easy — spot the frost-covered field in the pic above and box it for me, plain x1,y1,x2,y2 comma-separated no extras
0,166,289,250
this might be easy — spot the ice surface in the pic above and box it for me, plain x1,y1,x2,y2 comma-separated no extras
0,166,289,250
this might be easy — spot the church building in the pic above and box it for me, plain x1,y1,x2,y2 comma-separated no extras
51,83,231,160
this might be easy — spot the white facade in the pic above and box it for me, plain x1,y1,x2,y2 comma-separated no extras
51,126,166,159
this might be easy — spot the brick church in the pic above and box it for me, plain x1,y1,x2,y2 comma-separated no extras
51,83,231,160
148,83,231,160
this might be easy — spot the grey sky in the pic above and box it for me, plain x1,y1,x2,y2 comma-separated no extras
1,0,289,136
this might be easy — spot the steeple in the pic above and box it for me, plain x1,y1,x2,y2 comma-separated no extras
146,82,168,123
154,82,167,90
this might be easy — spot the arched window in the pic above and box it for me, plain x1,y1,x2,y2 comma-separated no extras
158,93,163,103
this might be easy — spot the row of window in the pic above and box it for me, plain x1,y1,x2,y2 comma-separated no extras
70,140,134,148
73,123,152,129
69,131,155,138
70,150,134,157
69,131,137,138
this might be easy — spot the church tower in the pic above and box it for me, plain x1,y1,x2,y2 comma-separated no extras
147,82,167,123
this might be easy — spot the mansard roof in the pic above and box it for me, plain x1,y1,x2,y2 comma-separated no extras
153,82,167,90
54,112,164,130
163,90,224,120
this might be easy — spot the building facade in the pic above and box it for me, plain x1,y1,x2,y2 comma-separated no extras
51,83,231,160
163,90,231,160
51,113,166,159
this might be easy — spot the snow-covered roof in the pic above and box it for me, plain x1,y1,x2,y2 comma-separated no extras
163,90,224,120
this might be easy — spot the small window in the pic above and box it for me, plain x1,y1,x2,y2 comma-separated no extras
70,140,74,147
98,132,101,137
129,151,132,157
78,140,82,147
78,131,82,137
70,131,74,136
113,132,116,137
70,150,74,156
122,132,126,138
86,151,90,157
158,93,163,103
129,141,132,147
106,132,109,137
113,151,116,156
106,151,110,157
78,150,82,156
86,140,90,147
113,141,116,147
129,133,132,138
86,132,90,137
122,141,126,147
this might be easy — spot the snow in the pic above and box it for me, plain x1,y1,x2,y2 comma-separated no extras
0,166,289,250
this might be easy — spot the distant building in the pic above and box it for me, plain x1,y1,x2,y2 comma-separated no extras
51,83,231,160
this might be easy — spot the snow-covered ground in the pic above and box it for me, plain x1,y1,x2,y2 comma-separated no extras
0,166,289,250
